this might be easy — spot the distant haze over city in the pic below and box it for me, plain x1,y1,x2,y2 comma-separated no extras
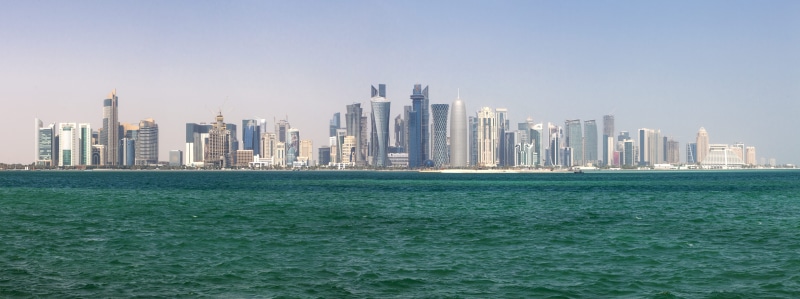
3,1,798,165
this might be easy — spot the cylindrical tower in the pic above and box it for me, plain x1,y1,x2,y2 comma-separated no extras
449,96,468,167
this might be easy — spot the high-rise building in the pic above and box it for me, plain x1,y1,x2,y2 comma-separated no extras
298,140,313,166
602,115,614,166
584,120,598,166
564,120,583,166
135,118,158,166
185,123,211,167
329,113,340,137
449,95,467,168
696,127,709,163
58,123,92,167
745,146,756,166
261,132,277,163
120,138,135,166
666,138,680,164
477,107,497,167
318,146,331,166
504,131,516,167
345,103,364,164
495,108,509,166
34,118,55,167
394,114,405,152
469,116,478,167
623,139,635,166
687,143,697,164
101,89,119,166
370,94,391,167
205,112,232,168
431,103,449,167
532,123,545,166
287,129,300,164
242,119,261,157
408,84,429,168
638,128,663,166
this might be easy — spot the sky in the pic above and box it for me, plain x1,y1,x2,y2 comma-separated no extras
2,1,798,165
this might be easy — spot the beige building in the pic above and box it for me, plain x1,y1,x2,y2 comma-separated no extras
696,127,709,163
236,150,254,168
298,140,313,165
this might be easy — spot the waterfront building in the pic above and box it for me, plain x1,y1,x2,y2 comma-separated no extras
602,115,615,166
687,143,697,164
407,85,430,168
394,113,405,152
450,95,467,168
318,146,331,166
370,88,391,167
274,142,286,167
286,129,300,164
261,132,276,164
666,138,680,164
204,112,232,168
702,144,744,169
120,138,135,166
101,89,119,166
469,116,478,166
91,145,105,166
388,153,409,167
546,123,562,167
732,142,745,162
623,139,635,166
431,103,449,167
745,146,756,166
298,140,313,166
329,112,340,137
135,118,158,166
242,119,261,157
58,123,93,167
345,103,364,164
532,123,545,166
504,131,516,167
495,108,509,167
185,123,211,167
638,128,663,166
34,118,55,167
236,150,254,168
584,120,598,166
341,136,356,165
696,127,710,163
169,150,183,166
477,107,497,167
565,120,582,166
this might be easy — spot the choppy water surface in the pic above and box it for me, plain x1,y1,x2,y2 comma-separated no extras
1,170,799,298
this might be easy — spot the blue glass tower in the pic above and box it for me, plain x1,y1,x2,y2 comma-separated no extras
408,84,429,168
242,119,261,156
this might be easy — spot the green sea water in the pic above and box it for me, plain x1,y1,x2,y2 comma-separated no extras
1,170,799,298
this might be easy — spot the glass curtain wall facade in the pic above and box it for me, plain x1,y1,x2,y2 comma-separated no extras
431,104,449,167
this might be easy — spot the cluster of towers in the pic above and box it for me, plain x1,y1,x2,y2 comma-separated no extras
34,90,159,168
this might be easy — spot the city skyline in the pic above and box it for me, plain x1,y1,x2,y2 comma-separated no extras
3,1,799,165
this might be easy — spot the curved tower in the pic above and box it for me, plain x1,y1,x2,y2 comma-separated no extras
370,96,391,167
449,95,467,167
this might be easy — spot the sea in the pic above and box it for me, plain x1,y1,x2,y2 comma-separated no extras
1,170,799,298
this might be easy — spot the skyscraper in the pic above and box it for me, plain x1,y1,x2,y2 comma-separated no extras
101,89,119,166
602,115,614,166
394,114,405,151
584,120,598,166
135,118,158,166
242,119,261,156
329,112,340,137
449,94,467,168
564,119,583,166
687,143,697,164
638,128,663,166
666,138,680,164
469,116,478,166
345,103,363,164
35,118,55,167
58,123,92,167
370,94,391,167
205,112,232,168
696,127,709,163
477,107,497,167
408,84,429,168
431,103,449,167
495,108,509,166
287,129,300,164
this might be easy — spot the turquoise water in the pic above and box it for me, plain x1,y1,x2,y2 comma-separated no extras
1,170,799,298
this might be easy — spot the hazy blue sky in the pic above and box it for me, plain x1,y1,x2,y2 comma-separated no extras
2,1,798,165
